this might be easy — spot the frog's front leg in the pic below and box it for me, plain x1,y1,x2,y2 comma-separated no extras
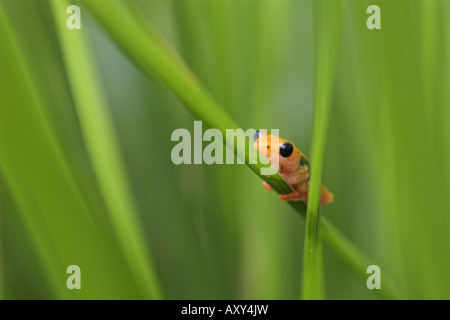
279,180,308,202
279,190,307,202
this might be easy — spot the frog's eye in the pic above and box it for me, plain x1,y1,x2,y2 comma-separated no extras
254,130,261,142
279,142,294,158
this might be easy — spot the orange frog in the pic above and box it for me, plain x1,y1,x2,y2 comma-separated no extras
254,130,334,206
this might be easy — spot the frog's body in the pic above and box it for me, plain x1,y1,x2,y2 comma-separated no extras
254,131,334,206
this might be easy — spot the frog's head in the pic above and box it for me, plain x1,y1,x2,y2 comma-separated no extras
253,130,302,173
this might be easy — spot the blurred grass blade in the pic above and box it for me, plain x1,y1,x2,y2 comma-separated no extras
321,219,402,300
50,1,162,299
81,0,401,299
1,3,140,299
301,0,343,300
81,0,298,201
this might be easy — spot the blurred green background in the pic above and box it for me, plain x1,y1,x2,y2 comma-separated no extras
1,0,449,299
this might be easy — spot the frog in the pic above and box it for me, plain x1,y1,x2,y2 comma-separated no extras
253,130,334,206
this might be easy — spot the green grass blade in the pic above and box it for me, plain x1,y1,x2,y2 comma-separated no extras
1,3,140,299
301,0,343,300
80,0,296,200
321,219,402,300
50,0,162,299
82,0,402,300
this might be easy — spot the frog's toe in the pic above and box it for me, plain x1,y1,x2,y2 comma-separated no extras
262,181,273,192
279,191,305,202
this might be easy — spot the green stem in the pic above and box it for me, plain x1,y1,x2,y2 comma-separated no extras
82,1,402,300
301,0,343,300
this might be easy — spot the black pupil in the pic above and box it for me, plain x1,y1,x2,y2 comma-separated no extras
280,143,293,158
